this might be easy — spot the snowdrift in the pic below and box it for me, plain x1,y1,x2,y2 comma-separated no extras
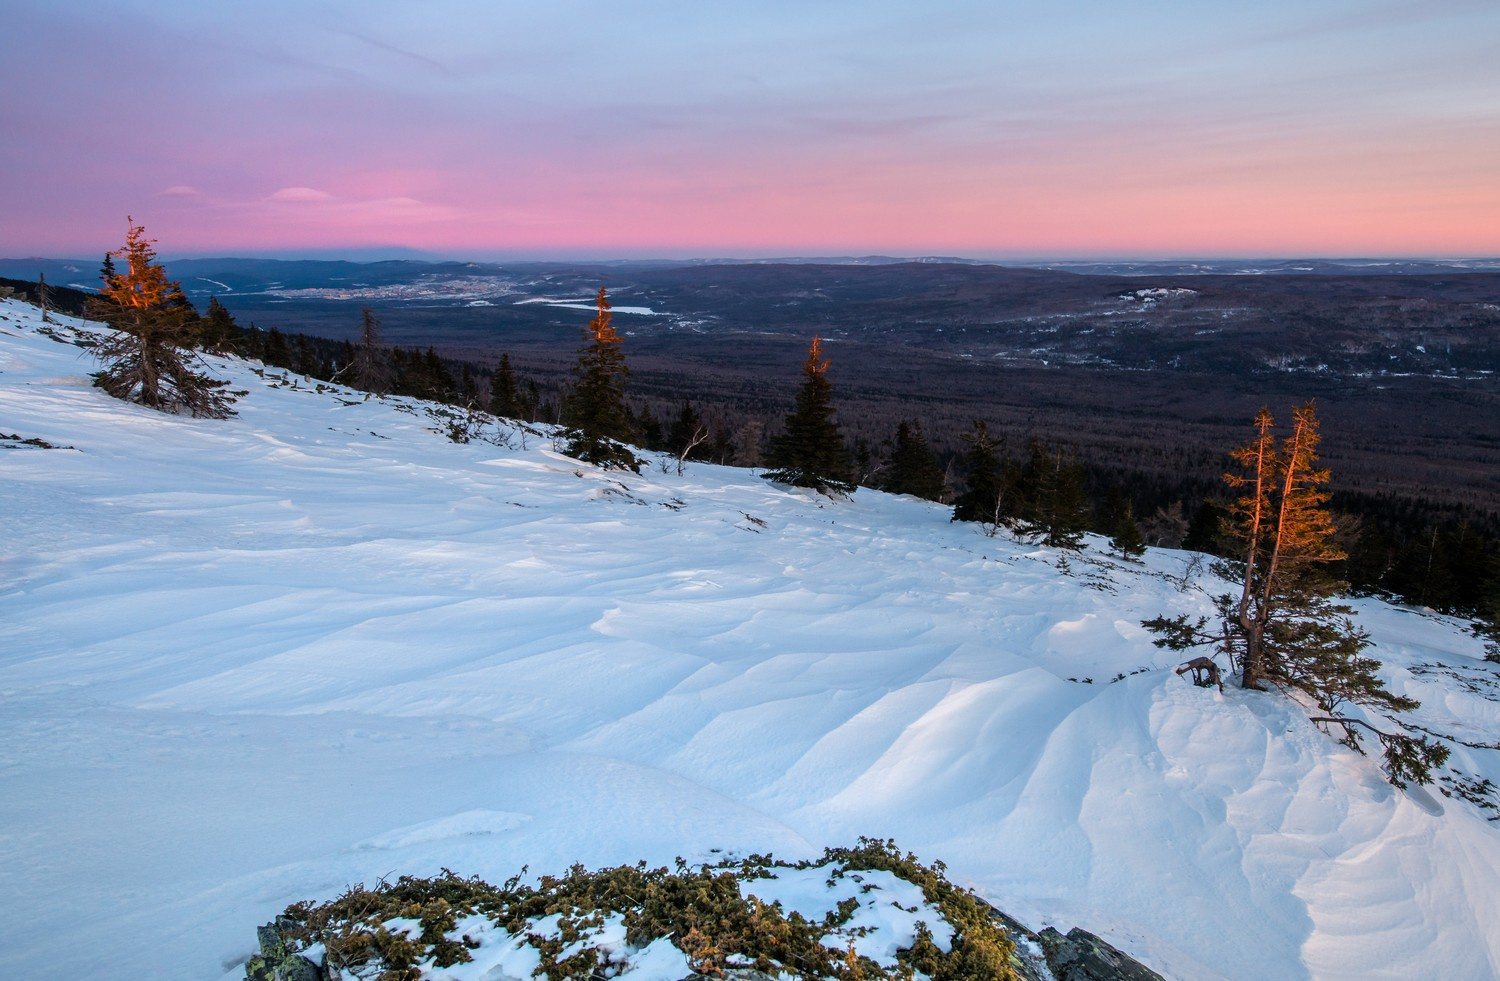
1,298,1497,980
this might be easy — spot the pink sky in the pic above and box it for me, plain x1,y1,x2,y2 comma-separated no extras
4,1,1498,260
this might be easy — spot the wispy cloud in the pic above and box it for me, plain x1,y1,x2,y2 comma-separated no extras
268,187,334,203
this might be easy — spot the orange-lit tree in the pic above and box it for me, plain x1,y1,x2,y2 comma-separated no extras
763,336,853,495
1145,401,1447,787
1225,404,1346,689
88,218,235,418
562,287,639,470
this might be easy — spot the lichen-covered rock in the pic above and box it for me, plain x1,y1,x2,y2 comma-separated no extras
1038,926,1164,981
246,918,322,981
979,908,1049,981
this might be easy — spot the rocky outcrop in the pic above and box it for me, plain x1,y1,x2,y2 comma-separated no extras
245,918,320,981
1037,926,1166,981
978,903,1164,981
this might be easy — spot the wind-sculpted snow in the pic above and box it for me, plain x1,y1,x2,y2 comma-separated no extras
1,298,1497,980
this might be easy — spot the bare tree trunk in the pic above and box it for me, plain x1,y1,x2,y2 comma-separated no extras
38,273,53,323
1241,620,1267,690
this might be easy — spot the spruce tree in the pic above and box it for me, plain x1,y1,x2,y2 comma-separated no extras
1101,486,1147,557
763,336,853,494
523,379,543,422
1183,500,1228,554
636,404,664,451
951,420,1007,527
87,218,236,418
885,420,946,500
349,307,392,394
421,347,455,402
295,335,320,378
563,288,639,470
1017,440,1090,550
489,353,521,418
263,326,292,369
198,297,239,354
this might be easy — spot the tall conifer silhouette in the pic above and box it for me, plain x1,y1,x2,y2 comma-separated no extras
763,336,853,495
563,288,639,470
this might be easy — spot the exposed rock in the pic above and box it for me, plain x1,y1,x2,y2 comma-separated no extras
1037,926,1165,981
983,907,1054,981
245,918,322,981
1008,933,1060,981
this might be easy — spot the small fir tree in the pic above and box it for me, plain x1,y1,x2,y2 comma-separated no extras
1109,503,1147,559
763,336,853,494
563,288,639,470
522,379,544,422
1099,486,1146,557
636,404,664,451
87,218,236,418
852,436,877,487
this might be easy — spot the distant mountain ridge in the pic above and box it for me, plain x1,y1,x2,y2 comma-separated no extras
5,253,1500,297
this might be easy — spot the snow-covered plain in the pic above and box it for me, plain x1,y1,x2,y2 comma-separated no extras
1,298,1498,980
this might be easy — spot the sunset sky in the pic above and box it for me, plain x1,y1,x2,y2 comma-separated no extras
4,0,1498,260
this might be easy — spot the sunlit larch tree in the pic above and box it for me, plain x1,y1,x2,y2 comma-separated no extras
1144,401,1448,786
87,217,236,418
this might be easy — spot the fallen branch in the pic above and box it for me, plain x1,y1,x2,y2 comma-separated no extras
1175,656,1223,692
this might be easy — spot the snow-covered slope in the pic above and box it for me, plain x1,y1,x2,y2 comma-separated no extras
1,298,1497,980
